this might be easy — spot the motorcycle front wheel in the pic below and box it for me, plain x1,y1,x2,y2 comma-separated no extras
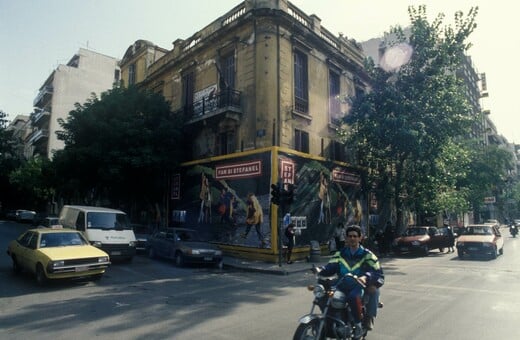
293,319,325,340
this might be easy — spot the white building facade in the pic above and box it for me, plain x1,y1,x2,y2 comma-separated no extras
30,48,120,158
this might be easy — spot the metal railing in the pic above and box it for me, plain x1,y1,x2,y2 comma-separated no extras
184,89,241,119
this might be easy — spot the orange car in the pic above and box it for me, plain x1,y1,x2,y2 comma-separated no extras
392,226,452,256
456,224,504,259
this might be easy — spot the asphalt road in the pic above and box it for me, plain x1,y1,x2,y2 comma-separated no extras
1,220,519,339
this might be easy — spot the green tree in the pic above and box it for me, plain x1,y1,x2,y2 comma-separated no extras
462,144,514,220
9,157,55,210
341,6,478,229
53,86,185,216
0,110,24,210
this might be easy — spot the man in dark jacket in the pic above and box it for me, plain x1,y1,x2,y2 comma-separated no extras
317,225,384,339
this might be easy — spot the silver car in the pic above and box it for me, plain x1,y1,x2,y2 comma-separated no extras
147,228,223,269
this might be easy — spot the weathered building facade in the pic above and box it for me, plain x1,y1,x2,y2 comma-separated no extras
119,0,370,260
120,0,368,161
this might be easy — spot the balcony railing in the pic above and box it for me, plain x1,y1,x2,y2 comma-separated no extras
31,109,50,127
184,89,242,124
33,85,53,107
27,128,49,145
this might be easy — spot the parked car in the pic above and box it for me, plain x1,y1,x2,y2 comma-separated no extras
6,226,111,285
33,216,60,228
15,209,37,223
456,224,504,260
147,227,223,269
132,224,152,253
5,210,18,220
392,226,451,256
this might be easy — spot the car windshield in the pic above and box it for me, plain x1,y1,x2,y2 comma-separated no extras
465,227,493,235
404,228,427,236
87,212,131,230
175,230,202,242
40,232,88,248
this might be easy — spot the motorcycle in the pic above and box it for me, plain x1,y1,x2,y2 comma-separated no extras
293,267,375,340
510,224,518,238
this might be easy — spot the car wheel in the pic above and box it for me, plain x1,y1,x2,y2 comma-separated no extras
175,252,185,267
422,245,429,256
35,264,47,286
499,246,504,255
491,247,498,260
439,247,445,253
11,255,22,274
457,251,463,259
148,247,156,259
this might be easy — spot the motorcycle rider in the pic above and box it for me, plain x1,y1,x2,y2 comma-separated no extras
510,222,518,237
316,225,384,339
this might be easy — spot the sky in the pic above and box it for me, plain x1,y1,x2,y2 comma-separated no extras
1,0,519,141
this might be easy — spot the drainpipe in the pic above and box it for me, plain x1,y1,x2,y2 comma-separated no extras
276,23,281,147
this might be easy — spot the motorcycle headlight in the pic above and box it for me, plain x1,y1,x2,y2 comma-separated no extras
313,284,326,298
331,290,348,308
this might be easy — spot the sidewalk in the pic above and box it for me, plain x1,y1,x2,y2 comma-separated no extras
223,255,332,275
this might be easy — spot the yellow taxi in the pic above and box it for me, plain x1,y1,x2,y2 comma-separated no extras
6,226,110,285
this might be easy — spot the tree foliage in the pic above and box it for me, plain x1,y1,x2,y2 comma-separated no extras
0,110,25,209
53,86,185,210
341,6,478,228
9,157,55,209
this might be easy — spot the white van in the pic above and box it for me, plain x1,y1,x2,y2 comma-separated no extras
59,205,136,260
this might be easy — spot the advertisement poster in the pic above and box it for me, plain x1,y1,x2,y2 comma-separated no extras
173,148,365,251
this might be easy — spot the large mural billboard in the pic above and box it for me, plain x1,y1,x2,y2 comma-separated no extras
172,147,366,255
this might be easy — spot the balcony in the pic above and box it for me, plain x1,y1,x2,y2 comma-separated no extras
33,85,53,107
31,109,50,127
183,89,242,126
27,128,49,145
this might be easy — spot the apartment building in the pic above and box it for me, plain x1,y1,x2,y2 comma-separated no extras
30,48,120,159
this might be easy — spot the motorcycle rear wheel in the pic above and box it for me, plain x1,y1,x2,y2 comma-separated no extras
293,319,325,340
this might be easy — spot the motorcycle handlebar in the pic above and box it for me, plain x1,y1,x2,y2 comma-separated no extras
312,265,367,288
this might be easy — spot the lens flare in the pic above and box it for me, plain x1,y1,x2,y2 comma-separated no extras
380,43,413,72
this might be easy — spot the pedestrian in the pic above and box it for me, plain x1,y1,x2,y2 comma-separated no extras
383,222,395,255
285,223,295,264
375,229,385,256
446,226,455,252
334,222,346,250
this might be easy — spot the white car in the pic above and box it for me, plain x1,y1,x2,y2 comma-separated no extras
16,210,37,223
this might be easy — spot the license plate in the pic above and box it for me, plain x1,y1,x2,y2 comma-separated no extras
204,256,213,261
111,251,121,255
75,267,88,272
